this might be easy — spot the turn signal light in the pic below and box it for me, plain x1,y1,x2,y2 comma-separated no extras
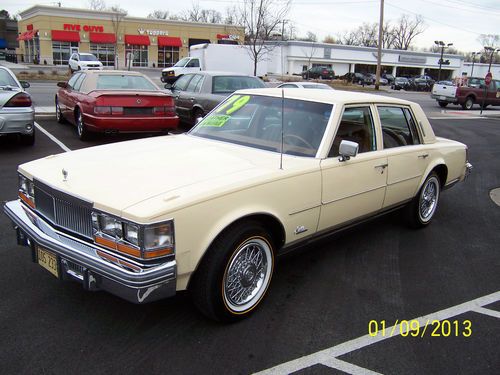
5,93,32,107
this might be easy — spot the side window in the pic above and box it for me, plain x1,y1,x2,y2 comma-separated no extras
185,74,204,93
279,84,297,88
187,59,200,68
67,73,82,89
172,74,193,91
329,106,376,157
378,106,419,149
72,73,86,92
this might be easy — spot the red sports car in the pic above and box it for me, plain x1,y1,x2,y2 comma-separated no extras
55,70,179,140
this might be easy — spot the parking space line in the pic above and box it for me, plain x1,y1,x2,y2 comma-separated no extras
472,307,500,319
322,358,383,375
35,121,71,152
254,291,500,375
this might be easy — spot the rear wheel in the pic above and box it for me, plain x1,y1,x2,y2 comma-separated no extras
406,172,441,228
462,96,474,110
438,101,448,108
76,108,91,141
190,221,275,322
55,97,65,123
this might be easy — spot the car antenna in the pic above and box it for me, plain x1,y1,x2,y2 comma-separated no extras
280,88,284,170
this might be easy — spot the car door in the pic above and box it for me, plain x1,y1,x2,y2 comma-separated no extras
176,74,205,119
171,74,195,121
318,105,387,231
186,58,201,73
376,105,429,208
58,72,82,120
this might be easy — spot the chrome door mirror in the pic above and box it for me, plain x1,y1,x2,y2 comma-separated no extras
339,140,359,162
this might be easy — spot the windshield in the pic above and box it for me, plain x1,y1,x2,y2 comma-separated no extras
174,57,191,67
212,76,265,94
80,54,98,61
190,94,333,157
96,74,158,90
0,69,19,88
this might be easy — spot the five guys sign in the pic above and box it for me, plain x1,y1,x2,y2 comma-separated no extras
63,24,104,32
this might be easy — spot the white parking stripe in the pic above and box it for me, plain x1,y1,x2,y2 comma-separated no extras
473,307,500,319
35,121,71,152
322,358,383,375
254,291,500,375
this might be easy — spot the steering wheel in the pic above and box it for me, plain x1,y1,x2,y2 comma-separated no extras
283,134,314,149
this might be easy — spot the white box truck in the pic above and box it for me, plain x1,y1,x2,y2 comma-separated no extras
160,43,267,83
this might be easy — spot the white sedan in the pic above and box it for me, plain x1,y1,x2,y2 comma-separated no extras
4,89,472,321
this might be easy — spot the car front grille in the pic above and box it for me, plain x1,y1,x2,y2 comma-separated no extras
34,180,93,239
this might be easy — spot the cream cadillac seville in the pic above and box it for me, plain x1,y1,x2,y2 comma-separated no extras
4,89,472,321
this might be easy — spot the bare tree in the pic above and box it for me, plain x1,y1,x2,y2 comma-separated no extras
323,35,336,44
238,0,291,75
199,9,223,23
297,31,317,42
147,10,170,19
477,34,499,48
337,30,358,46
391,15,426,50
109,5,127,69
302,42,318,79
88,0,106,11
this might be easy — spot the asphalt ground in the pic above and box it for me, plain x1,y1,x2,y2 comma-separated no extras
0,102,499,374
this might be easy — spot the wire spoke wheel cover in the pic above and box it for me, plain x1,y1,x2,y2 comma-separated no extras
418,176,440,223
223,237,273,313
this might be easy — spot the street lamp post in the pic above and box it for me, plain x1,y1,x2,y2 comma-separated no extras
471,52,480,77
484,46,500,73
435,40,453,82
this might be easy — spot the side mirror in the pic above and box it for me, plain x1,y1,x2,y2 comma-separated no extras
57,81,68,88
19,81,30,89
164,83,173,90
338,140,359,162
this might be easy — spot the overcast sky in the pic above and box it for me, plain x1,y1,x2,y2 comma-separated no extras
3,0,499,52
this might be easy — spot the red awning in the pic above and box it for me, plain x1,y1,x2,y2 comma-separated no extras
17,32,28,41
125,35,150,46
90,32,116,44
24,30,37,41
158,36,182,47
52,30,80,42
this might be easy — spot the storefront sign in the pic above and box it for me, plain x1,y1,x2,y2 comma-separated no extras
216,34,239,40
138,28,168,36
63,24,104,33
399,55,427,64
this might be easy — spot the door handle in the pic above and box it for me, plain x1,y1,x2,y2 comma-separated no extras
418,153,429,159
375,163,388,169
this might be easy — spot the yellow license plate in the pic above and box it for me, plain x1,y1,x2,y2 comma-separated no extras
37,247,59,278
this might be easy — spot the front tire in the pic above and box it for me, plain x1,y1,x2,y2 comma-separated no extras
407,172,441,228
190,221,275,322
55,97,65,123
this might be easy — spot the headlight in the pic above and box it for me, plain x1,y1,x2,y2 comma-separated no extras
91,211,174,259
18,173,35,208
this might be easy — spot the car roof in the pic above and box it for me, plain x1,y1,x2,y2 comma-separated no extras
77,52,95,56
183,71,259,78
236,88,414,106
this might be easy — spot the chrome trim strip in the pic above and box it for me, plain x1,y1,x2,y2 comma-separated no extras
289,204,321,216
321,185,386,205
387,174,421,186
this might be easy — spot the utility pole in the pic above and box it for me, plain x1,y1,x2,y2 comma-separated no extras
375,0,384,90
435,40,453,82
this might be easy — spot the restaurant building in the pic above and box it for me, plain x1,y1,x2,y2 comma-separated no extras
16,5,244,69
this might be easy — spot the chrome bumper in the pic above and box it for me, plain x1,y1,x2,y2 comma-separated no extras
3,200,177,304
464,162,473,181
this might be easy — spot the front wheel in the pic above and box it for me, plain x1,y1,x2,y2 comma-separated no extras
55,97,65,123
190,221,275,322
406,172,441,228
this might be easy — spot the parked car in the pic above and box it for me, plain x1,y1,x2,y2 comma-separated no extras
366,73,388,85
382,73,395,85
302,66,335,80
341,72,371,85
55,70,179,140
410,75,435,91
166,71,265,126
0,66,35,145
5,89,472,322
431,77,500,109
68,53,103,73
277,82,334,90
392,77,410,91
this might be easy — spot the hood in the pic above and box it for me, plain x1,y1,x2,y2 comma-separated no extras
19,134,293,220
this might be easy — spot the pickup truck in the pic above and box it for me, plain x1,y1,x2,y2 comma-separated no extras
431,77,500,109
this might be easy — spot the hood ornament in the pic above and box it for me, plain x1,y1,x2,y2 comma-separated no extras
62,168,68,182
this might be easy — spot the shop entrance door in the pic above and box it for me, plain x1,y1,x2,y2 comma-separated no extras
70,47,79,55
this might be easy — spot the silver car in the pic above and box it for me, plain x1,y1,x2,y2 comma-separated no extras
277,82,334,90
0,66,35,145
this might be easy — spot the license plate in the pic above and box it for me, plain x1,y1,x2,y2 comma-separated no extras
439,96,446,100
38,247,59,278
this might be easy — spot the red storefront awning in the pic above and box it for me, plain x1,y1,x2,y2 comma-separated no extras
25,30,37,40
125,35,150,46
90,32,116,44
52,30,80,42
157,36,182,47
17,32,28,41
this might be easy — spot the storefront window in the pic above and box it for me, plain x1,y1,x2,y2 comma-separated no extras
157,46,179,68
125,44,148,67
53,41,78,65
90,43,115,66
